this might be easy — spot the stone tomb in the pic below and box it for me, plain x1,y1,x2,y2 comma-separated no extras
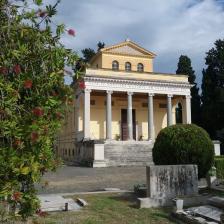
138,164,198,208
38,195,81,212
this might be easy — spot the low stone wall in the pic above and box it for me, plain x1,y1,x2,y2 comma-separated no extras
75,140,154,167
75,140,106,167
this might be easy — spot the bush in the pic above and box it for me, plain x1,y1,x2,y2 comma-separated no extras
153,124,214,178
214,156,224,180
0,0,78,218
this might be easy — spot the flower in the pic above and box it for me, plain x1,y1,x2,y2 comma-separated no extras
13,64,21,75
39,11,47,18
78,81,86,89
0,67,8,75
14,139,22,147
31,132,39,142
23,80,33,89
68,29,75,36
32,107,44,117
12,192,21,201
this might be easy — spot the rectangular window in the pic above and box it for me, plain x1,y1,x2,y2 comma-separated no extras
159,103,167,108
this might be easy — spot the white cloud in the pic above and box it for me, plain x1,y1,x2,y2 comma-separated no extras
53,0,224,85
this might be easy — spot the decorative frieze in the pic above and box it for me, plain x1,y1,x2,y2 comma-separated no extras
84,76,191,96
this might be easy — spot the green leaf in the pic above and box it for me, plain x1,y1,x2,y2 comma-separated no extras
33,0,42,6
20,167,30,175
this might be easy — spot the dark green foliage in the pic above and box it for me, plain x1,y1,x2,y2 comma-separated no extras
97,41,105,51
214,156,224,179
81,41,105,63
81,48,96,63
201,39,224,138
153,124,214,178
176,55,201,125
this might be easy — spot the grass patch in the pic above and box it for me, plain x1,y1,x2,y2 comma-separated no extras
32,193,174,224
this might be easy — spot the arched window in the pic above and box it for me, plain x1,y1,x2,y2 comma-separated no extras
137,63,144,72
112,60,119,70
125,62,132,71
175,103,183,124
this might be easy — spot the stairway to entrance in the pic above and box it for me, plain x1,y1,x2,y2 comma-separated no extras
104,141,154,167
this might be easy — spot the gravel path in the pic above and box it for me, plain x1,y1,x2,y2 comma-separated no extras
36,166,146,194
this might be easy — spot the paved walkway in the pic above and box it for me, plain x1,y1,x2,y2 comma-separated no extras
36,166,146,194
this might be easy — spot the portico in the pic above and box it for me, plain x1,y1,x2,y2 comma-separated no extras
77,72,192,142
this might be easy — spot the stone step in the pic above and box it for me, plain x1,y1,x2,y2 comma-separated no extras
208,197,224,209
104,143,153,166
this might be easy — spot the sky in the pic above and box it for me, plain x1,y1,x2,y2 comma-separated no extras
52,0,224,86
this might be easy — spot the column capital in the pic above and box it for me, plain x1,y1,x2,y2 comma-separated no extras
148,93,155,97
185,95,192,99
84,89,92,93
106,90,113,94
167,94,173,98
127,92,134,96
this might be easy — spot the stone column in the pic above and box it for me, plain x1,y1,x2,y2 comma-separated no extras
74,93,80,134
148,93,155,140
185,95,192,124
83,89,91,139
106,90,113,140
127,92,133,140
167,94,173,126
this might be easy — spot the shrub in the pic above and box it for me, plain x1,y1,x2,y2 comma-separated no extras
214,156,224,180
0,0,78,218
153,124,214,178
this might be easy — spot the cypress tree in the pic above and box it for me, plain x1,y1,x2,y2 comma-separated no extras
176,55,201,125
201,39,224,138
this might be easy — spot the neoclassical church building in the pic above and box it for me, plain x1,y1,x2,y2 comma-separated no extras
56,39,192,167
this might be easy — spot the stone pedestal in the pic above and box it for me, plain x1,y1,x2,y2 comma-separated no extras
93,144,106,168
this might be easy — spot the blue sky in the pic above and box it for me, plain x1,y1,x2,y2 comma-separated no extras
52,0,224,85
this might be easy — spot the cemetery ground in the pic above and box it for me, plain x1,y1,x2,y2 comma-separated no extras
37,166,146,194
33,192,174,224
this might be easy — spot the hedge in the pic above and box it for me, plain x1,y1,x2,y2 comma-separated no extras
153,124,214,178
214,156,224,180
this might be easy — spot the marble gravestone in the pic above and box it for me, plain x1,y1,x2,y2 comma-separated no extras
147,165,198,199
138,164,198,208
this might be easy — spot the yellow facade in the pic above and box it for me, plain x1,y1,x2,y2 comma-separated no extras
56,39,191,161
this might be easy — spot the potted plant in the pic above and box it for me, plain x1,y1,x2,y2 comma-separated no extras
115,134,120,141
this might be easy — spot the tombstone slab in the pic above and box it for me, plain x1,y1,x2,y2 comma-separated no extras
38,195,81,212
187,205,222,222
147,165,198,199
138,164,199,208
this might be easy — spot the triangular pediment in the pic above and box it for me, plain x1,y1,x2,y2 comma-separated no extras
101,40,156,58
